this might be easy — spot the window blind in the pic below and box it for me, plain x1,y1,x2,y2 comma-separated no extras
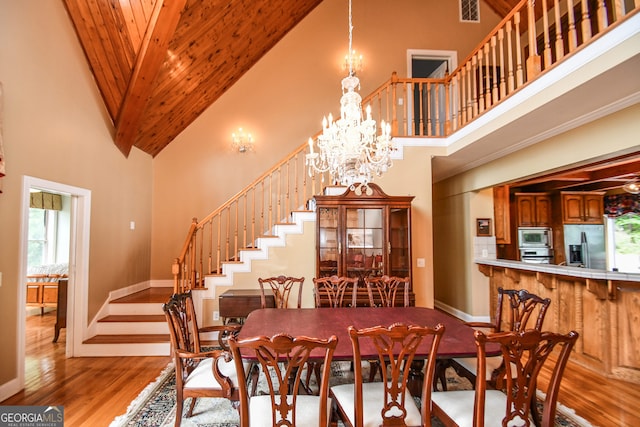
30,192,63,210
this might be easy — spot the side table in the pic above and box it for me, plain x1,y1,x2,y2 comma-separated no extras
219,289,275,324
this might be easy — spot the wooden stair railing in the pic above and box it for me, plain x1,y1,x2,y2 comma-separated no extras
172,0,638,293
172,142,332,293
362,0,638,139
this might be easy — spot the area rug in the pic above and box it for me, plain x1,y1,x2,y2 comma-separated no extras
110,361,593,427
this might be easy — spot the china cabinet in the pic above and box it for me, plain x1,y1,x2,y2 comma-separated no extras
313,184,414,284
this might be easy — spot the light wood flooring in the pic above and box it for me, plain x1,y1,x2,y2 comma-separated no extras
1,312,171,426
2,308,640,426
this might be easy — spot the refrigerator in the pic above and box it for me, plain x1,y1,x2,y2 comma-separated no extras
563,224,606,270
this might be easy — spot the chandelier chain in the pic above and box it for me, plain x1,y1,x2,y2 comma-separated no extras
306,0,395,192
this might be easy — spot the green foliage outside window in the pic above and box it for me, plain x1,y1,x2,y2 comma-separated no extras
614,214,640,254
28,208,46,267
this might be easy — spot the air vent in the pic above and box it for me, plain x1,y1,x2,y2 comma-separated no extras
460,0,480,22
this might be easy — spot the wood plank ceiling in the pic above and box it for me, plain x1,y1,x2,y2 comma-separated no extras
62,0,521,158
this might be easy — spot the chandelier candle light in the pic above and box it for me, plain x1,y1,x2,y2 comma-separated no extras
306,0,394,194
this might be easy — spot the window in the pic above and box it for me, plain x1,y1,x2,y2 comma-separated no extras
607,213,640,273
28,208,58,268
460,0,480,22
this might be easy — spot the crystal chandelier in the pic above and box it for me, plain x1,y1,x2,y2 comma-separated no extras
306,0,394,194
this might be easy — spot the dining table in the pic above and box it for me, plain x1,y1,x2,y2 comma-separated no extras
237,306,499,393
238,306,496,359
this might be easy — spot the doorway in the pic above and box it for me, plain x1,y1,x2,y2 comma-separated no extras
406,50,458,136
19,176,91,388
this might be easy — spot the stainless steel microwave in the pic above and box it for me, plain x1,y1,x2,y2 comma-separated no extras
518,227,552,248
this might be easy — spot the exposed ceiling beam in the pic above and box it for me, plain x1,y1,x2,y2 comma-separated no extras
114,0,187,157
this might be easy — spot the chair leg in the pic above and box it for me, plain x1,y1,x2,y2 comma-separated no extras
174,395,183,427
304,362,322,394
186,397,197,418
368,360,382,382
450,359,477,389
249,363,260,397
433,359,450,391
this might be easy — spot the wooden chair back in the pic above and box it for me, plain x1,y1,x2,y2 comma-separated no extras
228,333,338,427
474,329,579,427
455,287,553,391
344,323,445,426
494,287,552,332
258,275,304,309
313,275,360,308
364,275,411,307
163,291,243,425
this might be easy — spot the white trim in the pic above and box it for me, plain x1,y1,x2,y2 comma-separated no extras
20,176,91,371
405,50,459,137
434,299,490,324
406,49,458,79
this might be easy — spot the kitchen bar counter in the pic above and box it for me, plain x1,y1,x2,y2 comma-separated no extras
474,258,640,385
475,258,640,283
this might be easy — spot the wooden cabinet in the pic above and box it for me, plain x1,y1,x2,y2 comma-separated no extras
515,193,551,227
26,275,61,315
493,185,511,244
313,184,413,283
561,192,605,224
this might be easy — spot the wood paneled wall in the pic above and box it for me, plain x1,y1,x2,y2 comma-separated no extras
478,264,640,384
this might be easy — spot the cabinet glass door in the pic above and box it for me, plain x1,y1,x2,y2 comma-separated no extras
345,208,384,282
318,207,339,277
389,208,410,277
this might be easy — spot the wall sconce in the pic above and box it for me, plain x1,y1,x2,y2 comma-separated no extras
231,128,254,153
343,49,363,74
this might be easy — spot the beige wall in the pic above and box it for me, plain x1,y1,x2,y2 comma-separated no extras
0,2,153,385
433,104,640,316
0,0,501,393
150,0,501,280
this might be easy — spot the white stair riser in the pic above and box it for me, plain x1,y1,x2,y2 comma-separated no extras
108,302,164,316
77,342,170,357
95,321,168,335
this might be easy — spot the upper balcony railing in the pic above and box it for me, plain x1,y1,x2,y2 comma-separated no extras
172,0,639,293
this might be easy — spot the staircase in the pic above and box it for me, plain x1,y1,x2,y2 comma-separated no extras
81,287,172,355
81,209,316,356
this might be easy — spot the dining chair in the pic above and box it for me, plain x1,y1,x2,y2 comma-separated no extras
254,275,306,396
307,276,360,390
258,275,304,309
331,322,445,427
364,275,411,308
437,287,552,392
363,275,412,381
431,328,579,427
313,275,360,308
228,333,338,427
163,291,255,427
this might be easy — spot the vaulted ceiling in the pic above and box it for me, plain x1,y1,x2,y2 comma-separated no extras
62,0,521,158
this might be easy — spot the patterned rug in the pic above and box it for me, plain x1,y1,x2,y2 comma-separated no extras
110,361,593,427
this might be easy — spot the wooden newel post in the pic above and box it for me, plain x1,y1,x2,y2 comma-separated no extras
526,0,542,78
172,258,180,293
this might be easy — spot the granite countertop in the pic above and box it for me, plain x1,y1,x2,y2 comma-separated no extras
475,258,640,282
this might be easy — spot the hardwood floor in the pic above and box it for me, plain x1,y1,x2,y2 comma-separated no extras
2,309,640,426
1,312,171,426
